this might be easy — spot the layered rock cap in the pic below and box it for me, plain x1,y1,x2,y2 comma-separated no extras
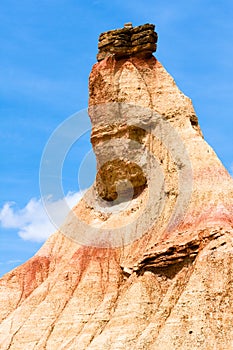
97,23,158,61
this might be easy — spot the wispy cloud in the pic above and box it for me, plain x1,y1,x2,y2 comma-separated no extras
0,259,22,265
0,65,82,108
0,191,83,242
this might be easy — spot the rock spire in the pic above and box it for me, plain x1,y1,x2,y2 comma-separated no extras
0,24,233,350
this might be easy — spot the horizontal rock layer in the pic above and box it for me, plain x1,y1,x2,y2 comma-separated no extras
97,23,157,61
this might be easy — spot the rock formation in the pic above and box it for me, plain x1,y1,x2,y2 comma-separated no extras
97,23,157,61
0,23,233,349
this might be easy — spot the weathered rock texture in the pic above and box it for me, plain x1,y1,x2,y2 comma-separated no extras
0,24,233,349
97,23,157,61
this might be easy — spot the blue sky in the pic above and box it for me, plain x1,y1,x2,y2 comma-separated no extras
0,0,232,276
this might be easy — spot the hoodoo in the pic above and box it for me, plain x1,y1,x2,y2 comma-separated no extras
0,24,233,349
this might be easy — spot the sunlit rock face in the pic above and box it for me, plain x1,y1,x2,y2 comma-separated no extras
91,23,159,203
0,24,233,350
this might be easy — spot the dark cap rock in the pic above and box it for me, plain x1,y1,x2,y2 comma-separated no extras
97,23,158,61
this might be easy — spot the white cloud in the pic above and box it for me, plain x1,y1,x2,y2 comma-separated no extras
0,259,22,265
0,191,83,242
